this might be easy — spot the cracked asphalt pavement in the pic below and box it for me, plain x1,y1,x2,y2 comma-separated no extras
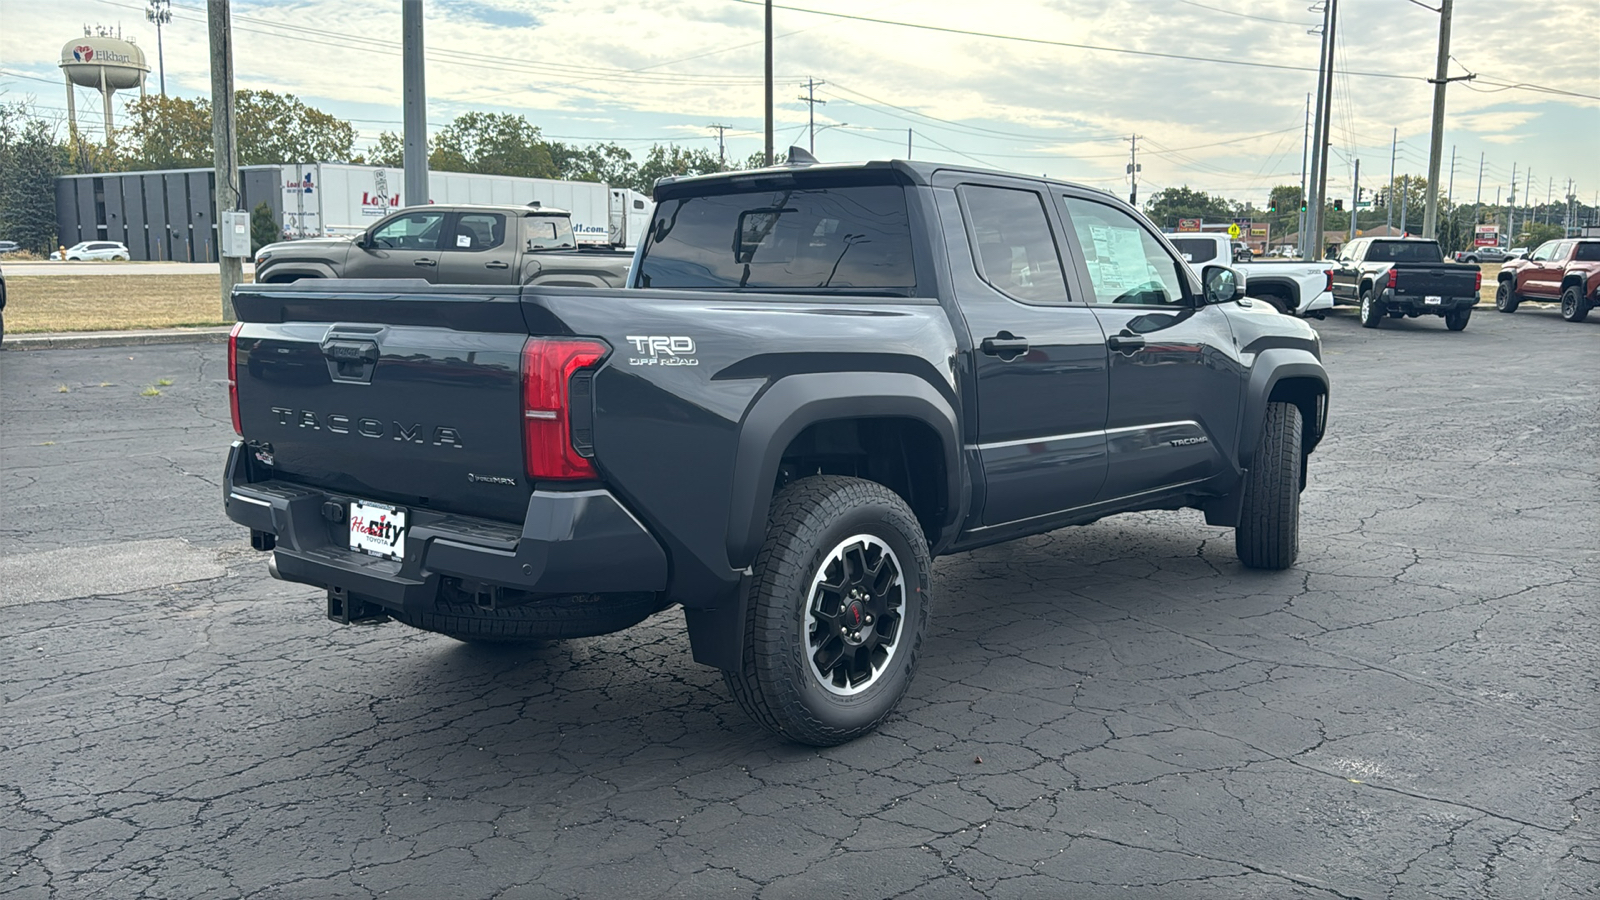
2,308,1596,899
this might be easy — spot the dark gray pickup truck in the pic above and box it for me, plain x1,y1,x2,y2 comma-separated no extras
254,204,634,288
224,160,1330,745
1330,237,1481,330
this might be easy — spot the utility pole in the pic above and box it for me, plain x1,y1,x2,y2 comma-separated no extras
1305,1,1333,259
1524,168,1533,234
1348,158,1359,243
764,0,773,166
1298,93,1310,257
1508,162,1517,241
1474,151,1483,226
208,0,241,319
1400,175,1409,234
1544,178,1553,225
402,0,428,206
1311,0,1339,259
146,0,171,96
1443,144,1456,245
1126,134,1141,207
798,78,826,153
1386,129,1396,231
708,123,730,169
1421,0,1464,239
907,128,912,159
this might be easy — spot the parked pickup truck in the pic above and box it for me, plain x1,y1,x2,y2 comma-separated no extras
1494,237,1600,323
1165,232,1334,317
1330,237,1481,330
224,160,1329,745
254,204,634,288
1453,246,1511,264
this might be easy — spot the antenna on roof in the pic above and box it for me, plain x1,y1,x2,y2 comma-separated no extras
786,146,819,167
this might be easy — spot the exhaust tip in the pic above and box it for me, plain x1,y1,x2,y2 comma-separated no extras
267,555,283,580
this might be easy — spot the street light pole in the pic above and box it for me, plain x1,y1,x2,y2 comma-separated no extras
764,0,774,166
146,0,171,96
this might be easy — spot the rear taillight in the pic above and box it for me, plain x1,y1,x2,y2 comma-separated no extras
228,322,243,435
1474,270,1482,291
1387,269,1398,289
521,338,609,480
1323,269,1334,292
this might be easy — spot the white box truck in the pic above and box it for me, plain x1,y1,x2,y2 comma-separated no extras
276,163,652,248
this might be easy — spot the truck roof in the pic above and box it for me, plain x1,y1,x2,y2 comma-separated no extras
391,203,573,217
653,159,1115,201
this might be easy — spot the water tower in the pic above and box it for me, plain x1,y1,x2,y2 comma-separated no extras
60,25,149,143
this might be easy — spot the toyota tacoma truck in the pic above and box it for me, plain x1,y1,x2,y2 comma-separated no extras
224,159,1329,746
1165,231,1335,317
254,203,634,288
1494,237,1600,323
1329,237,1481,330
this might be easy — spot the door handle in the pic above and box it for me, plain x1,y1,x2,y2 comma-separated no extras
1107,331,1146,354
413,257,437,267
485,260,510,269
979,332,1030,360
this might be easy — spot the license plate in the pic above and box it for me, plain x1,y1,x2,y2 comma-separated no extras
349,500,406,560
1425,295,1443,305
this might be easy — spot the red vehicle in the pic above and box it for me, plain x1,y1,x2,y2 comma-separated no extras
1495,238,1600,323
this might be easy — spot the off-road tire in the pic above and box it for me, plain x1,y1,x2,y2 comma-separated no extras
1560,284,1591,323
724,475,932,746
1495,280,1520,313
1359,289,1383,328
1235,402,1302,570
1444,308,1471,331
395,592,664,643
1255,292,1290,315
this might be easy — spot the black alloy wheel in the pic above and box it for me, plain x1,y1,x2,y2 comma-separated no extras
1560,285,1591,323
1495,281,1520,313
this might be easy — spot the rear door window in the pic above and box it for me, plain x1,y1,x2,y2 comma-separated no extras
635,185,916,293
1574,243,1600,262
449,213,506,252
957,184,1070,305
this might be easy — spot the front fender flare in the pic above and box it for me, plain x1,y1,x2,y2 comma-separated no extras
724,371,961,569
1239,348,1328,471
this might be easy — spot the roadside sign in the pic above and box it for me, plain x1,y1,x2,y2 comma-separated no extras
1249,224,1268,237
1227,223,1241,239
1177,218,1202,232
1474,224,1500,247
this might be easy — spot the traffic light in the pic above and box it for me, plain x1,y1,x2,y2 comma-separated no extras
1267,201,1277,213
1334,199,1344,211
1300,200,1308,212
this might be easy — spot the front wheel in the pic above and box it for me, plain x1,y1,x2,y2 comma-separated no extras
1359,289,1383,328
1444,308,1471,331
1561,285,1591,323
724,476,932,746
1235,401,1302,570
1495,281,1520,313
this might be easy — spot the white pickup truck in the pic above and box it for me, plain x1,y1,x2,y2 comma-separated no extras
1165,233,1334,317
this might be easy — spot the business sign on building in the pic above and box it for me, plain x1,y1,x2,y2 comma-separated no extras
1177,218,1202,232
1474,224,1500,247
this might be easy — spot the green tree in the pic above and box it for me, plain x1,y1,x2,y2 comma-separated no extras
1142,186,1235,230
360,131,406,168
1516,222,1564,247
630,144,726,193
117,94,212,169
550,141,637,186
0,102,68,253
430,112,557,178
250,201,278,252
236,90,358,165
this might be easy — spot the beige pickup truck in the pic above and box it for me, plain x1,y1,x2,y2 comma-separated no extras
253,204,634,287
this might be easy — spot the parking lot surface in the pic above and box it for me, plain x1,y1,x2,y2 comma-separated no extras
2,307,1596,899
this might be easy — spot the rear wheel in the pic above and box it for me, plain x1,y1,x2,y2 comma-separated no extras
1560,284,1591,323
1235,402,1302,570
1359,289,1383,328
724,475,932,746
395,592,665,643
1444,308,1471,331
1495,280,1520,313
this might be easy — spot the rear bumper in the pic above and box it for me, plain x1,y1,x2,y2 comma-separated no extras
1379,289,1478,313
223,442,668,614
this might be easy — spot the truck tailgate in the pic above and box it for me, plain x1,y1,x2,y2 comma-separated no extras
1395,265,1478,297
232,282,533,523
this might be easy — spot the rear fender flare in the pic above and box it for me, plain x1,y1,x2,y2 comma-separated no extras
259,263,336,283
725,371,961,569
1245,274,1300,309
1239,349,1328,472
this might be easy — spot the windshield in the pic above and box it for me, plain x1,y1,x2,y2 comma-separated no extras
634,185,916,293
1168,238,1220,264
1365,241,1442,263
1575,242,1600,262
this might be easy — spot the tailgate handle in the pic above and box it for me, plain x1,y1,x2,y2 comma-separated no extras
321,338,381,384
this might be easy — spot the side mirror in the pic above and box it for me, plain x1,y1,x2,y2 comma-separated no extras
1202,264,1245,304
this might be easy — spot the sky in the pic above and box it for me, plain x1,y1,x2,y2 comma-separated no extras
3,0,1597,210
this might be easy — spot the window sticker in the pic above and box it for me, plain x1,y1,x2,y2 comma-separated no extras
456,234,472,248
